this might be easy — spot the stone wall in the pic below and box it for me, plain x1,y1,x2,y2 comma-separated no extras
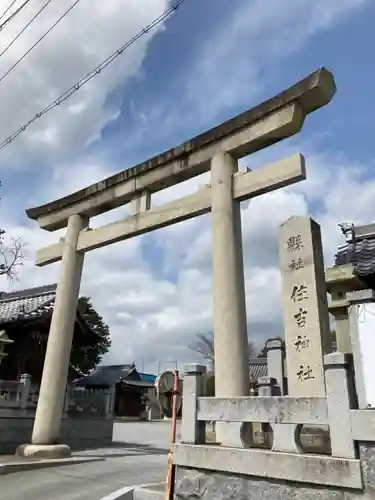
175,467,363,500
0,414,33,454
175,444,375,500
0,414,113,454
175,357,375,500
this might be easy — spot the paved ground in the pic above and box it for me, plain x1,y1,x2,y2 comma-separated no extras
113,419,180,446
0,421,176,500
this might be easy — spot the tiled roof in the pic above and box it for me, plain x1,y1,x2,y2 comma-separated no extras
122,379,155,388
335,240,375,276
77,364,136,387
0,284,57,325
334,223,375,279
249,358,267,382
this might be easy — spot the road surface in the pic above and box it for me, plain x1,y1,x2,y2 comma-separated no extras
0,421,177,500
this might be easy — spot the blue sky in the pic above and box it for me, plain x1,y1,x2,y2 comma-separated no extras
1,0,375,373
97,0,375,166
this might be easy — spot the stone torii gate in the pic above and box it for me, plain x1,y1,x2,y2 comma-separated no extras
19,68,336,457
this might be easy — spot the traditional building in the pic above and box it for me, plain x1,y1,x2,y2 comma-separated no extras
327,222,375,353
139,372,157,384
203,357,269,397
76,364,155,417
249,358,268,389
334,222,375,287
0,284,101,382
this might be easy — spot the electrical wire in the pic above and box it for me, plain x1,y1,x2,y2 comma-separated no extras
0,0,17,23
0,0,55,61
0,0,81,84
0,0,32,31
0,0,186,151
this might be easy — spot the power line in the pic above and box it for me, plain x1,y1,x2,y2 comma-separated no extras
0,0,186,152
0,0,55,61
0,0,32,31
0,0,17,23
0,0,81,84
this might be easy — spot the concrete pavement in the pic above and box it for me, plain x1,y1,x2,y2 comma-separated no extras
112,420,180,448
0,454,104,475
0,421,175,500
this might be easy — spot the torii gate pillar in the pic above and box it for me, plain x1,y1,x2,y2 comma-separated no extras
211,153,249,394
17,214,88,458
211,153,250,444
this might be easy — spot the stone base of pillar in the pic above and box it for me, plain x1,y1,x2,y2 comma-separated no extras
16,443,71,459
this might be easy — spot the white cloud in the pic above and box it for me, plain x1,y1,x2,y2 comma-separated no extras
121,0,369,149
0,0,171,166
187,0,367,108
3,149,374,371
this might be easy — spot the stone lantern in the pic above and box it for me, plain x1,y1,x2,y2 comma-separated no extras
0,329,13,366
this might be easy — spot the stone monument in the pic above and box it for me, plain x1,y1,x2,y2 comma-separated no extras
279,216,332,397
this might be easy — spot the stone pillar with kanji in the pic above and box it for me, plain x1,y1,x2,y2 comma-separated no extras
279,216,332,397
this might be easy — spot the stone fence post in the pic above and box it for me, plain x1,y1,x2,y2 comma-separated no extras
324,352,357,459
257,376,278,396
347,289,375,409
19,374,31,409
257,376,300,453
181,364,206,444
266,339,285,395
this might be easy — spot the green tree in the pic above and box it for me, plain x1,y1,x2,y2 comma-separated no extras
69,296,111,377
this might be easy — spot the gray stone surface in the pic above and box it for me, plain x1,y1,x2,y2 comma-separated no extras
173,437,375,500
174,467,368,500
359,442,375,492
31,213,87,446
279,216,331,398
16,443,71,459
324,353,356,458
181,366,206,444
266,339,285,395
173,443,362,489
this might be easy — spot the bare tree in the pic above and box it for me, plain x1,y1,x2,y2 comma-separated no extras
0,182,25,281
188,331,256,366
188,332,214,361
